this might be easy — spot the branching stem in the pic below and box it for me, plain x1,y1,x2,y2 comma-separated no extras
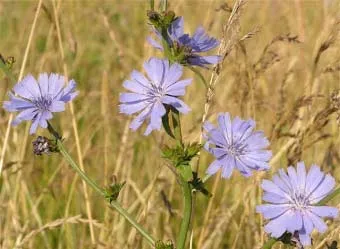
49,124,156,247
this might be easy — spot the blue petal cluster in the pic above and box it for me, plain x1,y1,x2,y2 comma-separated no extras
204,113,272,178
148,17,221,67
257,162,339,245
3,73,78,134
119,57,191,135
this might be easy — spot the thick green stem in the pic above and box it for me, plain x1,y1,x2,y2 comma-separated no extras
165,111,192,249
176,177,192,249
262,238,277,249
56,139,156,247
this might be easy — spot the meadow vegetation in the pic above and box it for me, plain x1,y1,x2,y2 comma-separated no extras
0,0,340,248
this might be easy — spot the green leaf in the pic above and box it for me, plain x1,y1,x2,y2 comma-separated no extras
186,143,202,158
161,143,202,169
161,108,175,139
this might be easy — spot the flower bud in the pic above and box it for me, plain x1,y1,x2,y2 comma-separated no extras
32,136,58,155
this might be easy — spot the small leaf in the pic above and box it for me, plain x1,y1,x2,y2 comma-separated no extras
162,143,202,169
161,145,173,158
186,143,202,157
161,107,175,139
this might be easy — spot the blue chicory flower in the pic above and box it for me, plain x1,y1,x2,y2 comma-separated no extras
148,16,221,67
256,162,339,246
119,57,192,135
204,112,272,178
3,73,78,134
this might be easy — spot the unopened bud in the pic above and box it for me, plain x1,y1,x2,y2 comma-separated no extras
32,136,58,155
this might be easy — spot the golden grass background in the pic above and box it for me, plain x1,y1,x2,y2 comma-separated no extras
0,0,340,248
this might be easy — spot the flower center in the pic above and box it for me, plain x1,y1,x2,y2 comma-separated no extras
291,192,310,210
226,142,246,157
147,84,166,101
33,96,52,111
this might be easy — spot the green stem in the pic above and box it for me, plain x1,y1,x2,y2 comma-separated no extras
166,111,192,249
176,176,192,249
161,0,167,11
161,28,171,59
149,0,154,10
262,238,277,249
56,139,156,247
57,140,104,194
109,201,155,246
317,186,340,206
188,66,208,88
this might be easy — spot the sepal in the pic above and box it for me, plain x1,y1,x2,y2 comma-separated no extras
161,143,202,168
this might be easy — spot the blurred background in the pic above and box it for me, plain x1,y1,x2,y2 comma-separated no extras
0,0,340,248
